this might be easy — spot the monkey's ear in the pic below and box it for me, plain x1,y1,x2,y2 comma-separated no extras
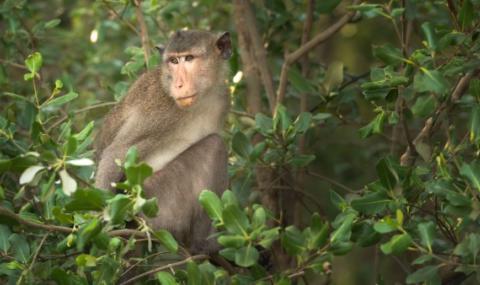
155,44,165,55
216,32,232,60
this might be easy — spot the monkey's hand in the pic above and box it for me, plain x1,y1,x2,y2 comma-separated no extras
95,144,130,191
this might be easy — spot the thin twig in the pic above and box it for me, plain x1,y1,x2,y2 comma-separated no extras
119,254,209,285
121,251,169,278
0,59,28,70
276,0,359,108
102,0,140,36
230,109,255,118
306,170,357,193
47,101,117,132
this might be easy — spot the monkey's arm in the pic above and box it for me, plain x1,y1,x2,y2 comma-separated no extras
142,134,228,253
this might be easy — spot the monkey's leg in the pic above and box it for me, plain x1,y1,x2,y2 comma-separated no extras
143,134,228,254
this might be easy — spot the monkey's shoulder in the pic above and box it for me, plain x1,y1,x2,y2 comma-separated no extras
121,68,173,111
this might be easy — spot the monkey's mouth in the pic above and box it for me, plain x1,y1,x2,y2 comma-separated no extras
175,94,197,108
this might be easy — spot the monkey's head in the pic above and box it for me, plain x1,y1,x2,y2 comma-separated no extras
160,30,232,109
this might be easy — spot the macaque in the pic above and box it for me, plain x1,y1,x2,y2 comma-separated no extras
95,30,231,253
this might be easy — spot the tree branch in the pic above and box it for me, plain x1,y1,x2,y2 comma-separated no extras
234,0,276,113
0,206,146,238
133,0,151,67
400,71,478,166
233,0,263,114
119,254,209,285
276,1,359,108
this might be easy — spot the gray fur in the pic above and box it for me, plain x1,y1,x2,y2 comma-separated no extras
94,30,231,253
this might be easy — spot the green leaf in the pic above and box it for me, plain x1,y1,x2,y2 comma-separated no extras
418,222,435,252
293,112,313,134
221,190,239,207
359,110,386,138
376,158,398,190
252,206,266,228
142,197,159,217
470,106,480,145
9,234,30,263
65,188,109,211
421,22,437,50
412,255,433,265
255,113,273,135
77,218,102,251
42,91,79,108
249,141,266,161
413,69,448,94
373,44,404,66
59,169,77,196
454,233,480,262
76,254,97,267
289,154,315,167
0,225,11,254
274,105,292,133
153,229,178,253
64,136,77,156
458,0,474,30
330,190,346,210
317,0,341,13
219,248,236,261
460,162,480,192
310,213,329,248
411,95,436,118
323,61,344,93
44,19,61,29
234,245,259,267
218,235,246,248
406,266,440,284
124,146,139,168
73,121,94,142
125,163,153,186
330,212,356,243
157,271,178,285
107,194,132,225
351,192,391,215
380,233,412,255
373,219,397,233
288,67,316,94
222,204,250,235
199,190,223,222
281,226,306,255
24,52,43,74
258,227,280,248
349,3,384,18
19,165,45,185
232,131,252,158
186,261,201,285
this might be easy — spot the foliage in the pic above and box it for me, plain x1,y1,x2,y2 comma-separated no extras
1,0,480,284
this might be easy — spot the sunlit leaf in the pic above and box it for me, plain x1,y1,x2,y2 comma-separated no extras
19,165,45,185
59,169,77,196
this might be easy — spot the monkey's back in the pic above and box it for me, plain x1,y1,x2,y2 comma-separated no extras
94,68,175,160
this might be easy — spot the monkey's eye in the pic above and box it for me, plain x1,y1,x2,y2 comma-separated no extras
185,55,194,62
169,57,178,64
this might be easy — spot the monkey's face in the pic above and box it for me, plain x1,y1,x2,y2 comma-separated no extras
162,30,232,109
165,52,206,108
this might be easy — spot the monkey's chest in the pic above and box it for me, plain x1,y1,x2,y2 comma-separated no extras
143,117,219,172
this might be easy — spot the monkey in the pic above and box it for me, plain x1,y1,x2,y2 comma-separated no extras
94,30,232,253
